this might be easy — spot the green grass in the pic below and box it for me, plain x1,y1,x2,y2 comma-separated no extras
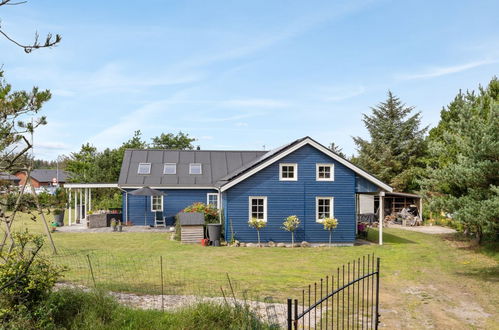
9,288,276,330
4,212,499,329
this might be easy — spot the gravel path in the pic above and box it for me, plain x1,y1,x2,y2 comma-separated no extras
389,224,456,234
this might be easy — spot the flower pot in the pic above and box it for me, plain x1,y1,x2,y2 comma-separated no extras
200,238,209,246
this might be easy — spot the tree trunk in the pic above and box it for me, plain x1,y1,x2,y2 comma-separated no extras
329,230,332,247
257,230,261,247
291,232,294,248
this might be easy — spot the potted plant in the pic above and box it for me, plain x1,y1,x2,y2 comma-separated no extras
322,217,338,247
248,217,266,247
282,215,300,248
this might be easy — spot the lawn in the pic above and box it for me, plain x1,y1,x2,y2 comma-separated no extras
3,212,499,329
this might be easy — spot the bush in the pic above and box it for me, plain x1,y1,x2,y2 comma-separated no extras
94,192,122,211
182,202,219,224
14,288,277,329
0,231,65,325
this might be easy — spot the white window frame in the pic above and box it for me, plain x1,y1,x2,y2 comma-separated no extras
316,197,334,222
163,163,177,175
189,163,202,175
248,196,268,222
151,195,164,212
207,193,220,208
279,163,298,181
137,163,151,175
316,163,335,181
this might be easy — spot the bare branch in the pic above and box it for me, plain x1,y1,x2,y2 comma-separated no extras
0,0,61,52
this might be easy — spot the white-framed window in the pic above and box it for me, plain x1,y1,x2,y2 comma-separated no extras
249,196,267,222
138,163,151,175
163,163,176,175
316,197,334,222
279,163,298,181
151,195,163,212
189,163,202,175
316,163,334,181
207,193,219,208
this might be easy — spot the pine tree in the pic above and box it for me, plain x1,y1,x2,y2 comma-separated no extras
352,91,428,191
423,78,499,243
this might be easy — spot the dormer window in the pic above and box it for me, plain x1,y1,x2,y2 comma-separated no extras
279,163,297,181
163,163,176,175
189,163,202,175
137,163,151,175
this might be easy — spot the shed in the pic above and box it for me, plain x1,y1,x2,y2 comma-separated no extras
177,212,205,244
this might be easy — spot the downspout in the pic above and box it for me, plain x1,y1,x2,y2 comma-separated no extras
216,187,222,225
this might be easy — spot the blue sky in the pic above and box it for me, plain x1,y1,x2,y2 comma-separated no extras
1,0,498,160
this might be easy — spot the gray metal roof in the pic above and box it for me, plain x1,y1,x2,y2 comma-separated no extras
177,212,205,225
0,173,20,182
216,137,308,185
30,169,71,183
118,149,267,187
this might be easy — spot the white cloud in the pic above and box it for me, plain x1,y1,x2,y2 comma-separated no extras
235,122,248,127
397,59,498,80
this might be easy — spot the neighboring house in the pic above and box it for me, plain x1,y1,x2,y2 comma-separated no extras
0,173,21,186
15,169,71,188
118,137,392,243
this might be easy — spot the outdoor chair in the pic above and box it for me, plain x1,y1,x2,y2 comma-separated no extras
154,211,166,227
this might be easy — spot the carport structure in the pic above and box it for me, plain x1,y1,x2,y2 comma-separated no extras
63,183,119,226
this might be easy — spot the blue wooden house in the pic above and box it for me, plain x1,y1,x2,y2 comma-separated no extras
118,137,392,243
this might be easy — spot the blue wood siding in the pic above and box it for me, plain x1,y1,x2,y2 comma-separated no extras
123,189,216,226
224,145,356,243
355,175,381,193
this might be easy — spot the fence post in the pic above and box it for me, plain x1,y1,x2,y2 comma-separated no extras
86,254,96,288
287,298,292,330
160,256,165,312
375,257,380,329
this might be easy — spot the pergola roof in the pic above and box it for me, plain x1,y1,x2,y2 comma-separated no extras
63,183,118,189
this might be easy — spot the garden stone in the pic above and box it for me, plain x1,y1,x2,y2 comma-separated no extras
268,241,276,247
301,241,310,247
239,243,246,247
276,243,286,247
319,244,328,247
246,243,255,247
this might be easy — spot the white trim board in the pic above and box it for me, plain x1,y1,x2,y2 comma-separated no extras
220,137,392,192
119,186,216,190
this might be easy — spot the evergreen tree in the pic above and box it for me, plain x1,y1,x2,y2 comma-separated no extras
352,91,428,191
328,142,346,158
422,78,499,243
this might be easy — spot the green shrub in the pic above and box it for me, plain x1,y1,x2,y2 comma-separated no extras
14,288,277,329
182,202,219,223
0,231,65,325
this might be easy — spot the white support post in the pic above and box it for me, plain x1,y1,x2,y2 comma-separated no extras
79,189,83,222
68,189,72,226
379,191,385,245
74,188,77,223
84,188,88,220
419,198,423,222
89,188,92,213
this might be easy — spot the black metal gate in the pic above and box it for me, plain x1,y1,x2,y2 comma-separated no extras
287,254,380,329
